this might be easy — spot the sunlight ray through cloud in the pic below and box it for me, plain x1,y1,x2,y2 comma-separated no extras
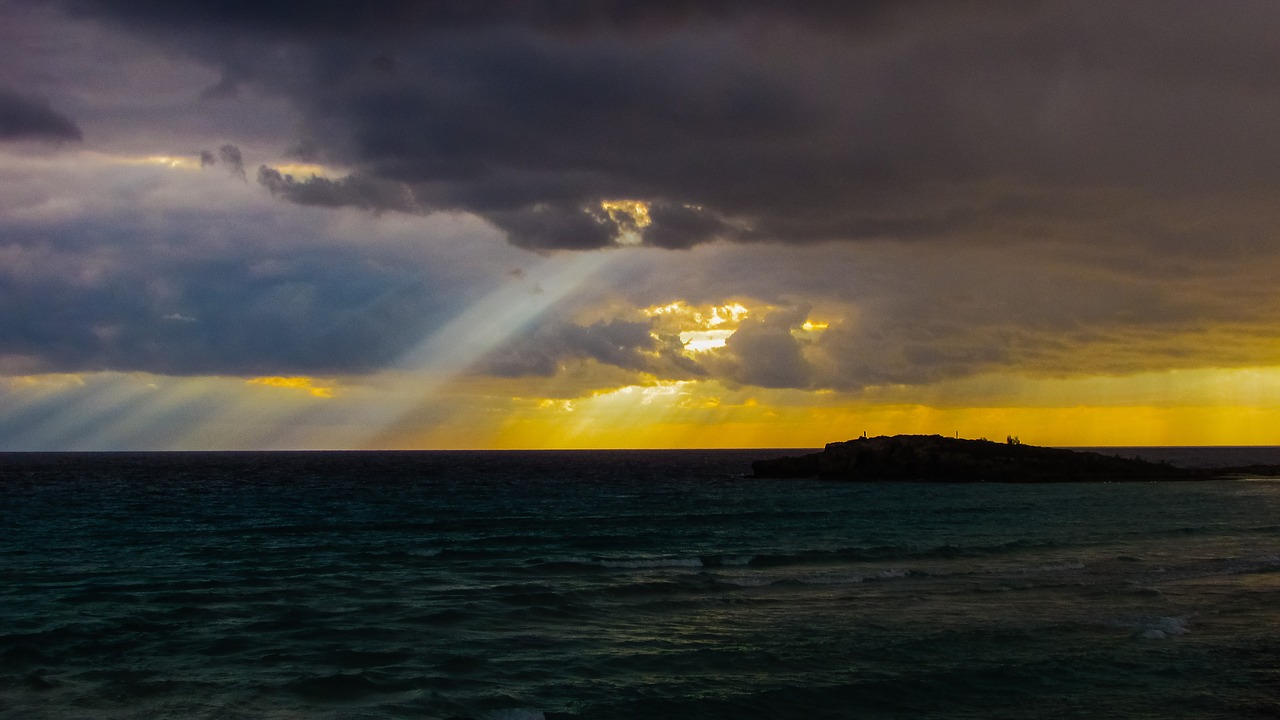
308,250,616,448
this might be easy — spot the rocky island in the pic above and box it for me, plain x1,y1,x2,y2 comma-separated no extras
751,434,1280,483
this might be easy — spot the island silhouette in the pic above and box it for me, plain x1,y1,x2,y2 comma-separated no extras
752,434,1280,482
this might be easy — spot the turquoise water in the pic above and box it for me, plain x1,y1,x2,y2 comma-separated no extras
3,449,1280,718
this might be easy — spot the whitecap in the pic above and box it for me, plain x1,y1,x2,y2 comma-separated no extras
598,557,703,569
718,575,776,587
1103,615,1191,639
798,572,866,585
1028,562,1085,574
1138,616,1191,639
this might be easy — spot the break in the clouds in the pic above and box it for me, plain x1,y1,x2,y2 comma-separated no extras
0,87,82,142
60,0,1280,253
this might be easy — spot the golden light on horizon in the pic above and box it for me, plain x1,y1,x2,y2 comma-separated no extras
10,364,1280,450
247,376,335,398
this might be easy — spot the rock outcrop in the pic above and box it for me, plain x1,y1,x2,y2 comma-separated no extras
751,434,1248,482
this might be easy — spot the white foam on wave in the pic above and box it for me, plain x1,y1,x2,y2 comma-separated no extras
718,575,776,587
801,568,911,585
558,555,703,569
1027,562,1085,574
1225,554,1280,575
1103,615,1192,639
799,572,867,585
598,557,704,569
1138,616,1192,639
719,567,910,588
484,709,545,720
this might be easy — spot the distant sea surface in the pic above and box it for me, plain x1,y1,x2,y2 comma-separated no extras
4,447,1280,719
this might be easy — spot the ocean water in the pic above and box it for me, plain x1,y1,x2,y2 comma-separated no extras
3,448,1280,719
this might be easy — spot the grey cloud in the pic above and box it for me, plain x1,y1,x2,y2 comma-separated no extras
0,88,82,142
584,238,1280,393
485,203,621,251
218,144,245,179
481,318,709,379
257,166,419,214
23,0,1280,392
121,1,1269,254
641,204,732,249
719,305,813,389
0,202,508,376
482,319,658,377
66,1,946,37
48,1,1150,250
403,5,1274,251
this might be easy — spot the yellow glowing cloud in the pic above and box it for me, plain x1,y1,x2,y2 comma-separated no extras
641,299,828,353
643,300,753,329
642,300,752,352
679,329,735,352
7,373,87,389
706,303,749,326
247,376,335,398
600,199,652,227
599,199,651,245
86,152,339,176
270,162,336,178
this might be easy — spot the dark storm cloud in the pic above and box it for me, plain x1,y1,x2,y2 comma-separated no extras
24,0,1280,390
257,166,419,214
64,1,941,36
0,88,82,142
53,1,1280,251
0,202,507,376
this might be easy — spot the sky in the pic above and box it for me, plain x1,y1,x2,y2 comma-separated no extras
5,0,1280,450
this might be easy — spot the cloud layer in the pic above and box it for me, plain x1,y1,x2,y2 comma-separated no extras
0,87,82,142
62,0,1280,254
7,0,1280,409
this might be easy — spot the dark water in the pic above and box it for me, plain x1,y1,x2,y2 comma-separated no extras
4,448,1280,719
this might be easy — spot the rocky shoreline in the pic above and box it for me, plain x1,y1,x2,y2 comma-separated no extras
751,434,1280,483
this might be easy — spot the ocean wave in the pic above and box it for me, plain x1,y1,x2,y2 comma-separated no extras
1022,562,1085,574
539,556,706,570
598,557,704,569
718,567,913,588
484,710,545,720
746,539,1065,568
1102,615,1192,639
284,670,415,700
529,543,1072,575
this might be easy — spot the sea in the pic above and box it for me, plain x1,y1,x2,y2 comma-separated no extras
3,447,1280,719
